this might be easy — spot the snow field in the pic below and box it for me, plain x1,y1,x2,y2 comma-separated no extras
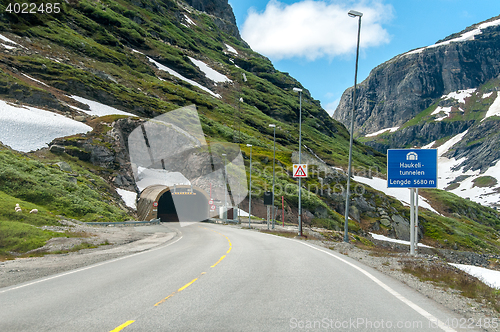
116,188,137,210
0,99,92,152
369,232,433,248
365,126,399,137
146,55,222,98
188,57,232,84
69,96,135,117
436,130,500,207
449,263,500,289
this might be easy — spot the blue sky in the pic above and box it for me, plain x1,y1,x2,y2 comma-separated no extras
228,0,500,115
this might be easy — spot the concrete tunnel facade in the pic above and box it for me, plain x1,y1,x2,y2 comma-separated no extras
137,184,210,222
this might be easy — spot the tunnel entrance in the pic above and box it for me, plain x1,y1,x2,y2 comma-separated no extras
137,185,210,222
159,189,209,222
157,191,178,222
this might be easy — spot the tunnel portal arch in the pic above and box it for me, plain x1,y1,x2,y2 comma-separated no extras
137,185,210,222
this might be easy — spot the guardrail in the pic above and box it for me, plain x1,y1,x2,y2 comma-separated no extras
83,219,161,227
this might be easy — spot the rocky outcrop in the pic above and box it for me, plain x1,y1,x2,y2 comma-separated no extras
184,0,235,24
184,0,241,39
449,119,500,173
365,120,475,152
333,16,500,136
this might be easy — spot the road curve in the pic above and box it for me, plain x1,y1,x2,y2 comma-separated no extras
0,223,476,331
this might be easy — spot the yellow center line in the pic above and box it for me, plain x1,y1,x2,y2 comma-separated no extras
109,320,135,332
155,227,231,306
155,275,203,306
210,255,226,268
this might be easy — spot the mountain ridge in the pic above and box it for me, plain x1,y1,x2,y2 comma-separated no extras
333,14,500,210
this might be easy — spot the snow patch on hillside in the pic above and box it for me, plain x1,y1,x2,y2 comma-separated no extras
431,106,452,121
422,141,436,149
436,131,500,207
0,99,92,152
188,57,231,84
1,43,16,50
482,93,500,121
183,14,196,26
116,188,137,210
443,88,476,104
0,33,22,47
403,19,500,56
69,96,135,117
225,44,238,54
449,263,500,289
21,73,49,87
365,126,399,137
146,56,221,98
438,130,468,156
429,18,500,49
369,232,433,248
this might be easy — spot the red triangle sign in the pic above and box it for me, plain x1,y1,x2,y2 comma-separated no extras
293,164,307,177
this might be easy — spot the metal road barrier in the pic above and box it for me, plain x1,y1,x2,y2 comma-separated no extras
83,219,161,227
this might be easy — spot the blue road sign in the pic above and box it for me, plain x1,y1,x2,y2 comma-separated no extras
387,149,438,188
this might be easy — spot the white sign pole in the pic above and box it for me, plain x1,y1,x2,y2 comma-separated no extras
410,188,415,256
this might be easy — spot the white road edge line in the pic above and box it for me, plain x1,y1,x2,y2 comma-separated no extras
0,235,183,294
254,230,457,332
297,240,457,332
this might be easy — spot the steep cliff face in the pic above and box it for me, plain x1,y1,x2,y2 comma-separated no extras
184,0,236,24
333,15,500,209
334,16,500,135
183,0,241,39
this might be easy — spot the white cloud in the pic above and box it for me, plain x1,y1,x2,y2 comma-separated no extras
241,0,393,61
323,98,340,116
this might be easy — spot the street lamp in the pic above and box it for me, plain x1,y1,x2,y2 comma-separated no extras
269,124,276,229
344,9,363,243
246,144,252,228
293,87,303,237
222,153,227,223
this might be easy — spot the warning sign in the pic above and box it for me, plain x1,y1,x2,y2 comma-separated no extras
293,164,308,178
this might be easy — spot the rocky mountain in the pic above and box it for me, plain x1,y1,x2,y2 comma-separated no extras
0,0,499,257
333,15,500,210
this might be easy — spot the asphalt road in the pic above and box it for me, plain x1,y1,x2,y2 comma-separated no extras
0,223,474,331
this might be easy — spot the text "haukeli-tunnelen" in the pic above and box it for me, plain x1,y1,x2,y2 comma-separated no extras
399,162,425,175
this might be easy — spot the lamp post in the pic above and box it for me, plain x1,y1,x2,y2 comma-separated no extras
246,144,252,228
222,153,227,223
269,124,276,229
344,9,363,243
293,87,303,237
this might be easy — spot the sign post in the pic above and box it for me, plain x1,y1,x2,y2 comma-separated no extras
387,149,437,255
264,191,273,230
293,164,307,236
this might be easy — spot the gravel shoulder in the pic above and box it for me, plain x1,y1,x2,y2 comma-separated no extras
0,219,178,289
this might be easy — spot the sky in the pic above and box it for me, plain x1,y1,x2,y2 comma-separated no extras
228,0,500,116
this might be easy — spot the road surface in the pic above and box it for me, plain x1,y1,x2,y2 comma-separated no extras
0,223,475,331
